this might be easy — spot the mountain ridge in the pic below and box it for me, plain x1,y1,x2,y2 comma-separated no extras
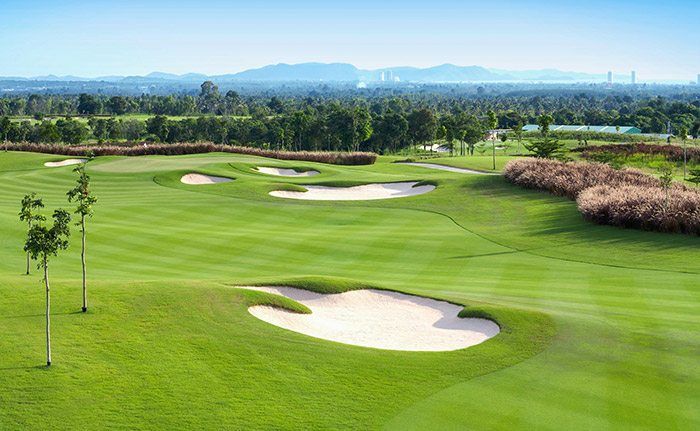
0,63,628,83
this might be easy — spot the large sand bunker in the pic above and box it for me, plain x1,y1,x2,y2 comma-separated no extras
270,181,435,201
399,162,498,175
44,158,87,167
256,167,320,177
238,286,499,351
180,173,233,185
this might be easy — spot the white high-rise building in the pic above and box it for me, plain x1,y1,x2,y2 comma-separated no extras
631,71,636,85
380,71,385,82
607,71,613,86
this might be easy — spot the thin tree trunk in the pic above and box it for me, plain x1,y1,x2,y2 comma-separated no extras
684,142,687,179
44,256,51,366
492,137,496,170
26,251,30,275
81,215,87,312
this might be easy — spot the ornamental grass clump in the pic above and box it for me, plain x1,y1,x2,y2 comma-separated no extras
503,158,660,199
504,158,700,235
577,185,700,235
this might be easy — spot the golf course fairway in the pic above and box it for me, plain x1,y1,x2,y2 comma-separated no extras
0,151,698,430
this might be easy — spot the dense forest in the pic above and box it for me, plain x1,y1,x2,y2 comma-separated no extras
1,81,699,153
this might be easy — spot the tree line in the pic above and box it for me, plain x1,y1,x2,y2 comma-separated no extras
0,81,698,135
1,81,698,153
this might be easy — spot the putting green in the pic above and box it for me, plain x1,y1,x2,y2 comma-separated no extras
0,151,697,430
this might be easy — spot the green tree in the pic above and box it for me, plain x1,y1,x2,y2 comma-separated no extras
1,116,10,151
658,164,674,211
352,106,373,152
77,94,101,115
146,115,169,142
686,168,700,187
56,118,89,145
19,193,45,275
24,207,71,366
524,113,563,158
407,108,437,151
487,110,498,169
513,118,525,154
67,163,97,313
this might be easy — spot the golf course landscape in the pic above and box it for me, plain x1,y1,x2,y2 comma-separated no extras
0,150,697,429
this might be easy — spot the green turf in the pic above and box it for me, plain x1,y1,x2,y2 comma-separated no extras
0,151,698,430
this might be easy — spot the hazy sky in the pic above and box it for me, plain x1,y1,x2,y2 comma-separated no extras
1,0,698,80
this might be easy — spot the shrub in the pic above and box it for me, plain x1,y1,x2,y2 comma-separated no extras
503,158,661,199
577,185,700,235
4,142,377,165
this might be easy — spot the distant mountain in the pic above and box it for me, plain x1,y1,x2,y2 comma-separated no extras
0,63,642,84
366,64,509,82
217,62,360,81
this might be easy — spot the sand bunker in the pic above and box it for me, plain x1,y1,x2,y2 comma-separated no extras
180,173,232,185
270,181,435,201
237,286,499,351
256,167,320,177
44,158,87,167
399,162,498,175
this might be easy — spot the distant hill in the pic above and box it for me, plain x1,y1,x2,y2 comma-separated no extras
0,63,636,84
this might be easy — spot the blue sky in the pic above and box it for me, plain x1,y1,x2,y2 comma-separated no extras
1,0,698,80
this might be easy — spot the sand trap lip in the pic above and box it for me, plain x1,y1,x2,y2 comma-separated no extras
180,173,233,185
399,162,498,175
237,286,499,351
44,158,87,167
270,181,435,201
256,167,320,177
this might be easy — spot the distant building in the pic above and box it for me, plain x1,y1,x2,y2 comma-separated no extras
607,71,613,86
631,71,636,85
697,74,700,85
523,124,642,134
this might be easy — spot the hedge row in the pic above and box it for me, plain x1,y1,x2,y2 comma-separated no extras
523,130,662,142
577,143,700,164
4,142,377,165
504,158,699,235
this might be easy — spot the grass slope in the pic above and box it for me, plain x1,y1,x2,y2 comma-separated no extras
0,151,698,430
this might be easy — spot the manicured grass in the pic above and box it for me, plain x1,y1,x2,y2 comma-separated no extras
0,151,698,429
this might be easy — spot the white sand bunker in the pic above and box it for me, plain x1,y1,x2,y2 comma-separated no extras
44,158,87,167
256,167,320,177
270,181,435,201
238,286,500,351
399,162,498,175
180,173,232,185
